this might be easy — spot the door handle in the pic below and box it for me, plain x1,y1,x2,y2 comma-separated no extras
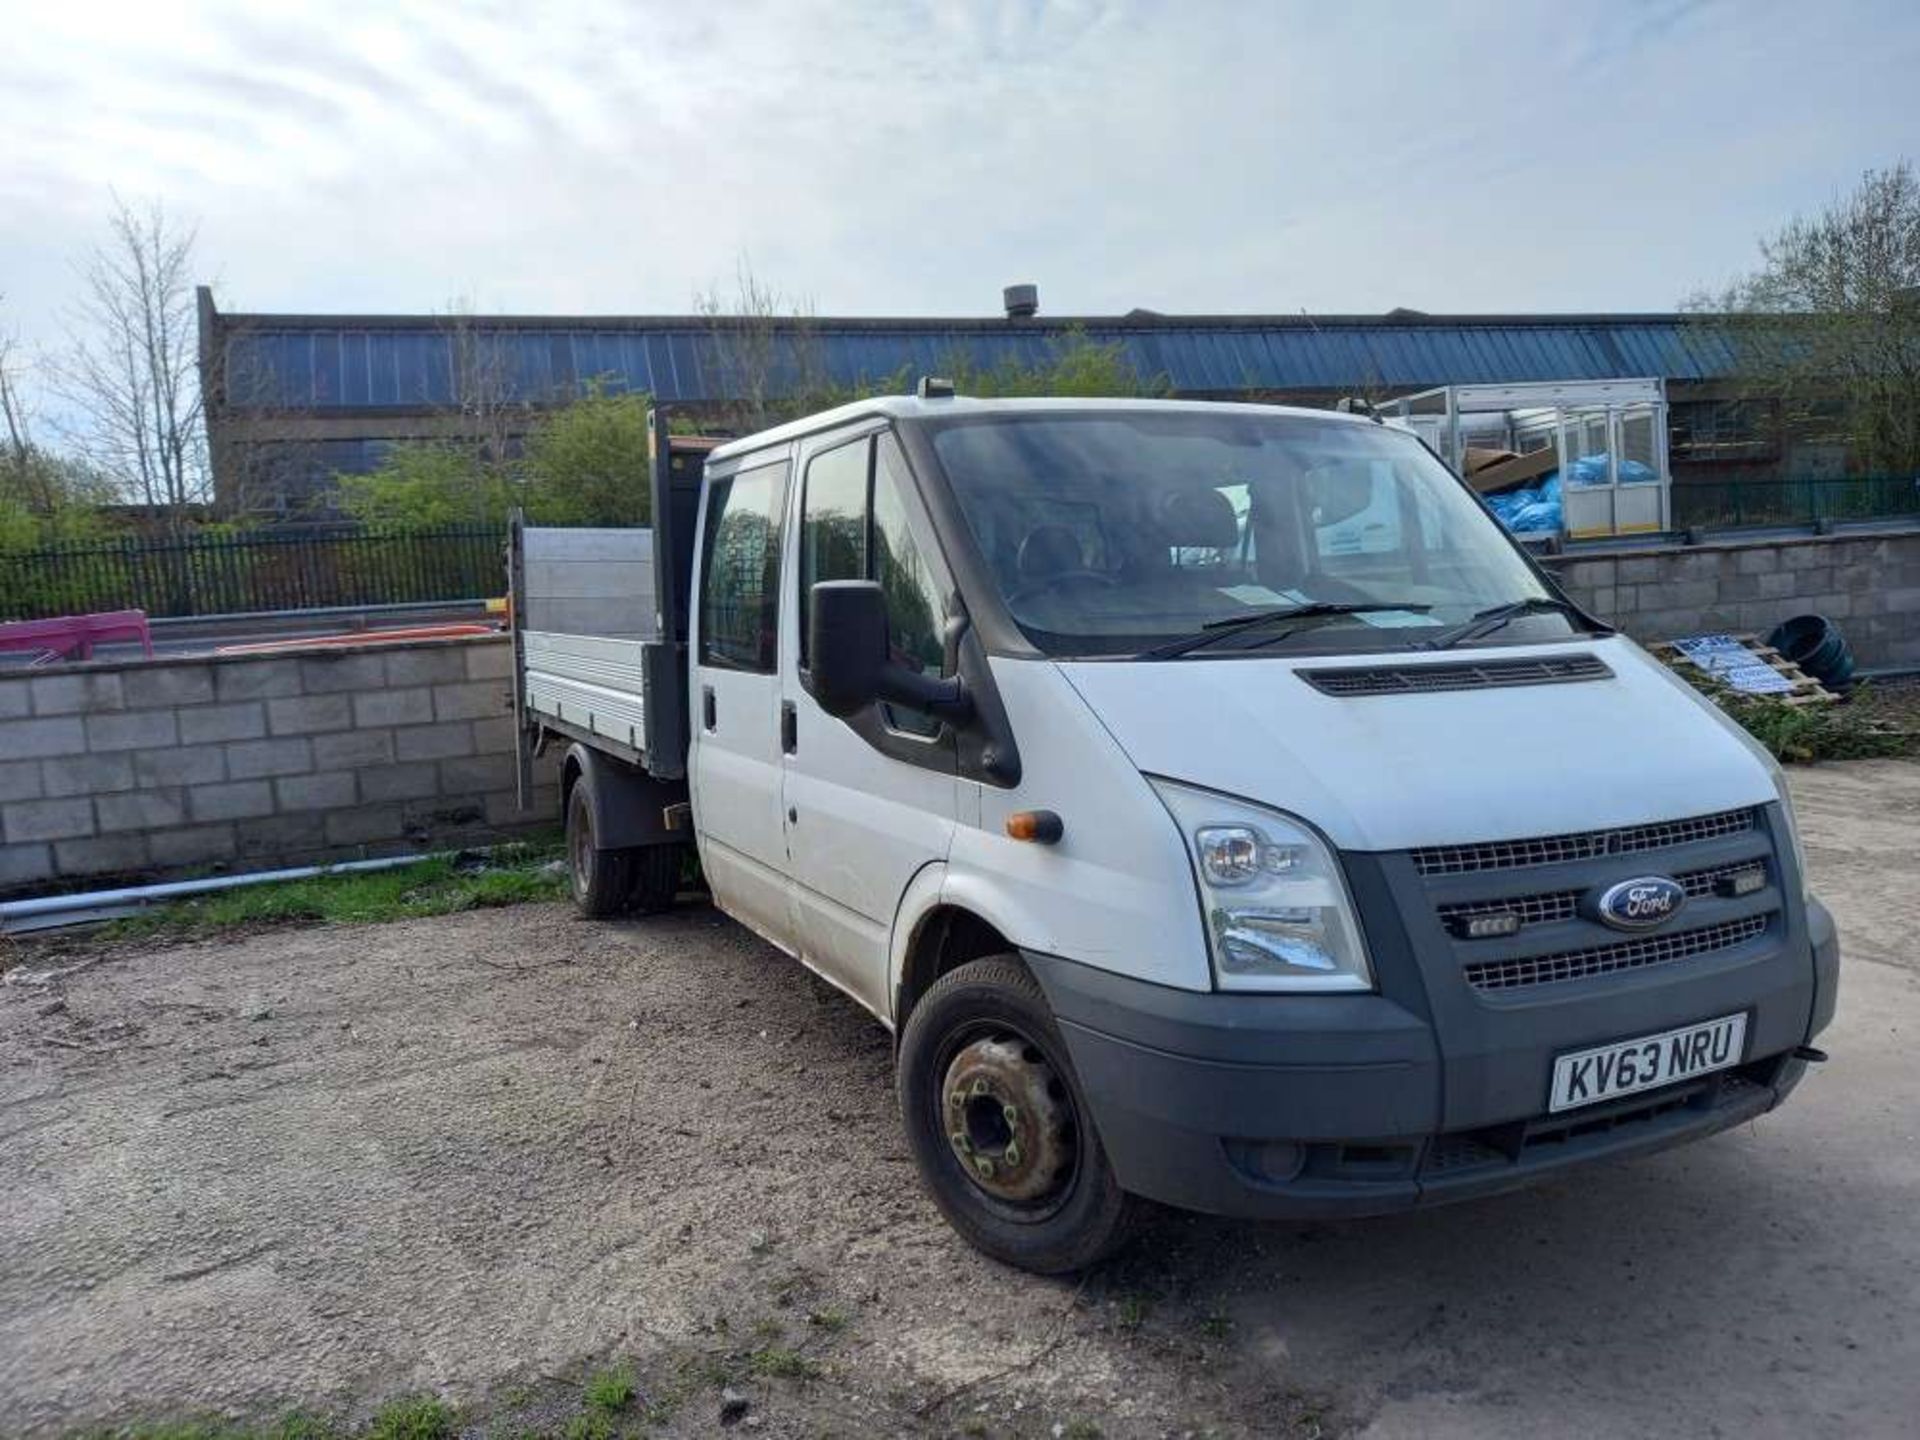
780,699,797,754
702,685,716,731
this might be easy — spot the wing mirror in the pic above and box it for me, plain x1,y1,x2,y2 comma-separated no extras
808,581,972,722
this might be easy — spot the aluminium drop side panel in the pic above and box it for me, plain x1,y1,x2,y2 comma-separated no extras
517,525,659,763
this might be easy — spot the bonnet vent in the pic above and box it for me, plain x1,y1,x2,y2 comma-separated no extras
1299,653,1612,698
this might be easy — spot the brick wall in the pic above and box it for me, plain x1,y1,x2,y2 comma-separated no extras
0,636,557,897
1544,527,1920,670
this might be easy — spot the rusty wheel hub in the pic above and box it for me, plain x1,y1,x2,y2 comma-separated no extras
942,1036,1073,1204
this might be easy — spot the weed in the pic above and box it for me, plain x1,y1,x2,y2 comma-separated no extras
749,1316,785,1341
561,1412,614,1440
364,1396,455,1440
1198,1311,1233,1340
1061,1421,1103,1440
748,1346,822,1381
110,1420,339,1440
1115,1294,1151,1331
583,1363,636,1414
806,1306,850,1334
1672,670,1914,764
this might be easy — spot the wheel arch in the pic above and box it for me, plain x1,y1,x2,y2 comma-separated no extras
561,741,689,851
892,870,1037,1035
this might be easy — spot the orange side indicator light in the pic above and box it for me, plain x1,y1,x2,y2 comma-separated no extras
1005,810,1064,845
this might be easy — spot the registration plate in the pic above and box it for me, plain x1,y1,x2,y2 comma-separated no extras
1548,1013,1747,1114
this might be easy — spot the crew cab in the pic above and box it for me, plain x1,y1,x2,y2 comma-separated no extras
511,391,1839,1273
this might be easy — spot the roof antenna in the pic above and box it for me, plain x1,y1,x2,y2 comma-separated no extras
916,376,956,399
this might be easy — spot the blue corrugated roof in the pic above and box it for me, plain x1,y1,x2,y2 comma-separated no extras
216,313,1744,412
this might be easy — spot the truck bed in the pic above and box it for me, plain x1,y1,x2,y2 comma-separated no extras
509,417,706,797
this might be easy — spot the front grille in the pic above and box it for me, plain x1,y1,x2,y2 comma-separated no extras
1436,859,1769,933
1299,653,1611,698
1462,914,1770,993
1412,808,1758,877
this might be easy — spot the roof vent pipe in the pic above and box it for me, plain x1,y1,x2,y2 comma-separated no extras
1003,284,1039,320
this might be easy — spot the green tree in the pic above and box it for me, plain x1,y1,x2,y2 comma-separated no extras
942,325,1167,399
335,385,656,528
521,383,652,524
1688,161,1920,473
334,443,507,527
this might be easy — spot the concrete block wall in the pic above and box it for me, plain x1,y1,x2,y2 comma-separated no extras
0,636,558,896
1544,527,1920,670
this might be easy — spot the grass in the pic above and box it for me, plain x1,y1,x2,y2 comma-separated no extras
362,1398,455,1440
581,1364,636,1415
805,1306,850,1334
102,1397,452,1440
105,839,566,939
747,1345,822,1381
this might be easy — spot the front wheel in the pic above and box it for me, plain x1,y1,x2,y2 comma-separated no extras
897,956,1138,1273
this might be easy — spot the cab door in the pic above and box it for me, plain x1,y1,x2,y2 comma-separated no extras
688,452,797,951
780,427,959,1017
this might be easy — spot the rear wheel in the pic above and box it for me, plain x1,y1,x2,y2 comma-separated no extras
626,843,683,914
897,956,1138,1273
566,782,632,918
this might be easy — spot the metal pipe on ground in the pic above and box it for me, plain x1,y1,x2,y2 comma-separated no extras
0,854,437,936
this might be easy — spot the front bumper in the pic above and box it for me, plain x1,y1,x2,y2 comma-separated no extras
1024,898,1837,1222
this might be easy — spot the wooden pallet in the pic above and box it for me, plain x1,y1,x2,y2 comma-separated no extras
1655,634,1837,706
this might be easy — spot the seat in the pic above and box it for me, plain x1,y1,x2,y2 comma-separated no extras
1160,488,1239,561
1016,524,1086,583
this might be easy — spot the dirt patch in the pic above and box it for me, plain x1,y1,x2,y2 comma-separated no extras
3,763,1919,1437
0,905,1333,1439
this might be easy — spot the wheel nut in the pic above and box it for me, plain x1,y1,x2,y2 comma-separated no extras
1003,1142,1021,1168
973,1156,996,1178
1002,1103,1019,1126
950,1132,971,1154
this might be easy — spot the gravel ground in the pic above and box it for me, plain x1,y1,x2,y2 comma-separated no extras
2,761,1917,1438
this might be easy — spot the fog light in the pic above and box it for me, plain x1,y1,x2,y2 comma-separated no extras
1223,1138,1304,1186
1716,867,1766,898
1450,910,1521,940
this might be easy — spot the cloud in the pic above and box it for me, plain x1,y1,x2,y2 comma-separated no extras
3,0,1918,381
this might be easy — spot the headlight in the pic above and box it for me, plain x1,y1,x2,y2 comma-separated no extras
1152,779,1373,993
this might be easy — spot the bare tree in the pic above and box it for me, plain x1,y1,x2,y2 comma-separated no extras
54,197,208,518
1688,162,1920,474
694,260,841,432
0,314,35,503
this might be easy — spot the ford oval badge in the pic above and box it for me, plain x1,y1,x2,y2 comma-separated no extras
1594,876,1686,932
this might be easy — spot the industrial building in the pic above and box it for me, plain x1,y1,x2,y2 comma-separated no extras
196,286,1805,517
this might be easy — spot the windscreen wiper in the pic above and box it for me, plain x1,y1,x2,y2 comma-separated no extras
1142,602,1433,660
1421,596,1602,651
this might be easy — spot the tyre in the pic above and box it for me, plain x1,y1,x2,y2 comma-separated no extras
566,782,632,918
625,843,683,915
897,955,1138,1273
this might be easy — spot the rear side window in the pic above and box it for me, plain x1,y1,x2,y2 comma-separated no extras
698,461,789,673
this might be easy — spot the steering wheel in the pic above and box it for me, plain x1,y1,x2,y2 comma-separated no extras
1008,569,1122,606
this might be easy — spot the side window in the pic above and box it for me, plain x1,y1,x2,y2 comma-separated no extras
873,436,948,737
698,461,788,673
799,438,871,665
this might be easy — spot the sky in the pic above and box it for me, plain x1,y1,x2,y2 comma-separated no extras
4,0,1920,374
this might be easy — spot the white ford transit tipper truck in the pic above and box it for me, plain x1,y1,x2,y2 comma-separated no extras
511,391,1838,1273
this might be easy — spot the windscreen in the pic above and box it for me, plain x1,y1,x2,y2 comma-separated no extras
927,409,1565,657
